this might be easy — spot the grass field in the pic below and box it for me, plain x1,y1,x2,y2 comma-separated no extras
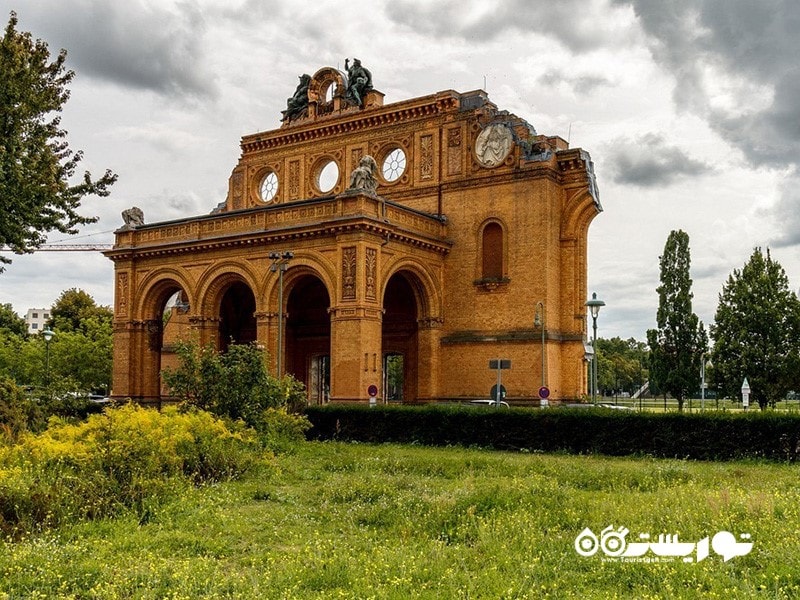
586,396,800,413
2,441,799,599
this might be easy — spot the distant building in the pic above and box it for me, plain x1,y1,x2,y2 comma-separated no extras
106,63,602,405
24,308,50,335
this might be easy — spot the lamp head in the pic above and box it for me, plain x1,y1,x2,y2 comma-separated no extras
42,327,55,342
585,292,605,319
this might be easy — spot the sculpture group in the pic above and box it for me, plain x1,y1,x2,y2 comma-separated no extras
282,58,373,123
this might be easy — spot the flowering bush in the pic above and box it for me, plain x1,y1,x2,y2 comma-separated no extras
0,404,263,536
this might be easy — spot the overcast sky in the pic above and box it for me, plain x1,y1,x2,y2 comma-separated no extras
2,0,799,341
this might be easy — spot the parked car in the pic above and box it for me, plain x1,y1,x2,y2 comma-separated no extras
468,399,510,408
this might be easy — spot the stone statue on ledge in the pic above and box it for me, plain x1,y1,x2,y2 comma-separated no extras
348,155,379,194
282,74,311,122
120,206,144,229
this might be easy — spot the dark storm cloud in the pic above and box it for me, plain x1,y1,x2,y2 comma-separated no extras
613,0,800,168
768,169,800,248
386,0,631,53
614,0,800,244
12,1,216,99
607,133,713,187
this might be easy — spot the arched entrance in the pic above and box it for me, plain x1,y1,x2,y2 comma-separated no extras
159,289,192,396
285,275,331,404
382,272,420,403
135,281,190,402
218,281,256,352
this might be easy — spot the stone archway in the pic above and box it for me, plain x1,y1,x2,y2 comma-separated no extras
382,272,421,403
285,274,331,403
138,278,190,403
218,281,257,352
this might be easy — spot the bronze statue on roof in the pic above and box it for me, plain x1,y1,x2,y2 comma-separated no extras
282,74,311,122
344,58,373,107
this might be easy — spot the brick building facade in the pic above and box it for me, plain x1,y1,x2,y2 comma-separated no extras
105,64,602,405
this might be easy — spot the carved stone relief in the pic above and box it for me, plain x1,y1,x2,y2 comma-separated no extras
475,124,513,168
288,160,300,200
365,247,377,300
447,128,462,175
342,246,357,300
232,171,244,209
117,272,129,316
420,134,434,180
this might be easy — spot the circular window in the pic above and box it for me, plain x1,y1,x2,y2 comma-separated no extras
317,160,339,193
260,171,278,202
382,148,406,182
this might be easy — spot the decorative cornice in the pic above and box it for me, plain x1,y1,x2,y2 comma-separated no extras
104,196,451,262
441,329,583,345
241,92,461,154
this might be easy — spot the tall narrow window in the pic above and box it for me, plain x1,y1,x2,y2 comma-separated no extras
482,222,504,279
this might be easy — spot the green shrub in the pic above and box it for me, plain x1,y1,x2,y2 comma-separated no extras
0,378,28,440
163,341,307,425
305,404,800,461
0,404,262,536
255,408,312,453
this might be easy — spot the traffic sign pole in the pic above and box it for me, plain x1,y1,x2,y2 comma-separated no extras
496,360,502,406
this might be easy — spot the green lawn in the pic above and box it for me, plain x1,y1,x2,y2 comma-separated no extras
2,442,799,599
590,396,800,413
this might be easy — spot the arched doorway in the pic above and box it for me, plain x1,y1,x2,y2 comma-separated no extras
382,272,419,403
218,281,256,352
159,289,192,397
136,280,190,402
285,275,331,404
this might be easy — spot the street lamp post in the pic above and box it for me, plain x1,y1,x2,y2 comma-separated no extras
269,251,294,377
535,301,547,406
700,352,711,411
42,326,55,388
534,301,546,387
585,292,605,404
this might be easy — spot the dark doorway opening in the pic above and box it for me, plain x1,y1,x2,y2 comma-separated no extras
382,273,419,403
286,275,331,399
219,281,256,352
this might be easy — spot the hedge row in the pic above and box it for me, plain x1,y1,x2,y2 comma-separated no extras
305,404,800,461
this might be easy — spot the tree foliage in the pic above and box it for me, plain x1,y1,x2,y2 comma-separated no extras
0,289,112,394
596,337,649,396
0,12,116,271
711,248,800,409
162,341,307,426
646,230,707,410
0,302,26,336
49,288,112,332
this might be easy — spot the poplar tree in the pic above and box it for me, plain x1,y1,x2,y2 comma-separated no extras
711,248,800,409
0,12,116,271
646,230,707,411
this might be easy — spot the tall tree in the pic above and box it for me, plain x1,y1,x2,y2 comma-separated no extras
711,248,800,409
0,12,116,271
49,288,112,332
646,230,707,411
0,302,26,337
